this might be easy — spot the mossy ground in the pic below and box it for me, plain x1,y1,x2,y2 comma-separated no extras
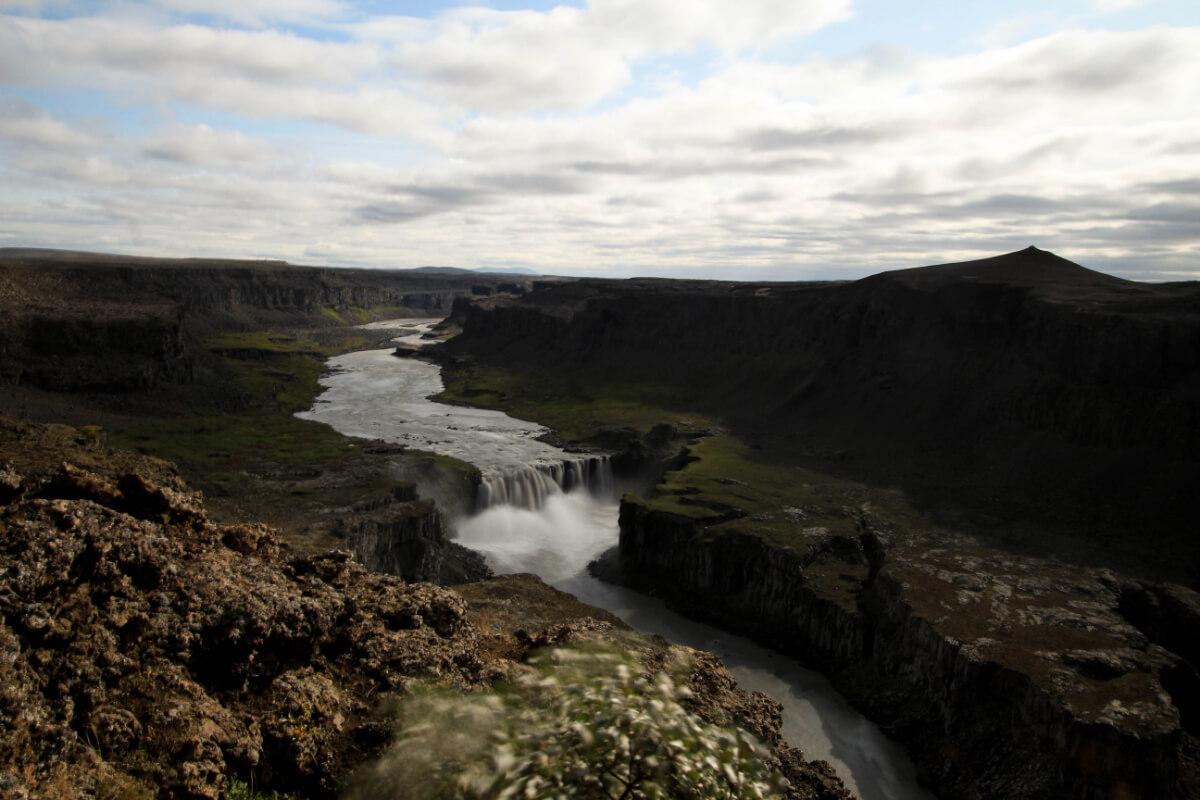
113,330,366,482
437,362,693,446
110,321,478,549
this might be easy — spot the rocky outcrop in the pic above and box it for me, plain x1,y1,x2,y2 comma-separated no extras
334,484,491,584
606,491,1193,799
0,416,855,800
0,451,482,799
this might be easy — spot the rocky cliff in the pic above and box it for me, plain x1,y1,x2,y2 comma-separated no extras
0,416,854,800
445,247,1200,799
446,247,1200,577
0,249,532,394
609,486,1196,799
333,482,491,584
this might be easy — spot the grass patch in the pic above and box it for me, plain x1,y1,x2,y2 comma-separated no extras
112,328,369,481
643,434,864,547
405,448,483,482
436,362,692,446
113,413,355,482
226,778,296,800
204,330,360,358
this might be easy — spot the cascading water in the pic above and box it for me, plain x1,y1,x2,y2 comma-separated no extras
477,455,614,510
298,319,934,800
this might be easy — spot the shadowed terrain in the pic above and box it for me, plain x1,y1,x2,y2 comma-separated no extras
439,246,1200,799
444,246,1200,584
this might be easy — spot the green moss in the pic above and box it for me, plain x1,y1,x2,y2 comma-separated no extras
319,307,345,324
112,414,354,482
204,331,352,358
802,561,871,612
642,434,863,547
436,362,692,446
406,449,482,482
226,778,296,800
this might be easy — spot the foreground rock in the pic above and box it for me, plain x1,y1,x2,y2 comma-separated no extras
0,417,853,800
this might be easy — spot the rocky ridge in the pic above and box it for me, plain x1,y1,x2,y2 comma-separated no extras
0,416,854,800
0,250,534,395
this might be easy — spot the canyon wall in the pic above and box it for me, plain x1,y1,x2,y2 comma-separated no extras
334,482,491,585
450,247,1200,798
611,495,1195,799
446,247,1200,555
0,250,531,393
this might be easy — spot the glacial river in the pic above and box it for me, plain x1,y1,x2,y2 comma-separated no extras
298,320,933,800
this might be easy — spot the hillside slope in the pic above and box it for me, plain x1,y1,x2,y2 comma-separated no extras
445,247,1200,580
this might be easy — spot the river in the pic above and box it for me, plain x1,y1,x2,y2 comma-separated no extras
298,320,933,800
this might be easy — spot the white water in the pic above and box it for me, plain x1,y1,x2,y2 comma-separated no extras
299,320,934,800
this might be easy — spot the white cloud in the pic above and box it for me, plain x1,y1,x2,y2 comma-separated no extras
148,0,349,28
1,4,1198,280
378,0,853,113
1093,0,1149,11
0,16,379,86
977,11,1060,48
141,123,279,169
585,0,853,52
392,7,633,113
0,99,99,150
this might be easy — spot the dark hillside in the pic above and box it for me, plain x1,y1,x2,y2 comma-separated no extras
0,249,531,400
445,247,1200,582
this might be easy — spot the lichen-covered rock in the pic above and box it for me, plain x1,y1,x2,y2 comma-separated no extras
0,449,484,798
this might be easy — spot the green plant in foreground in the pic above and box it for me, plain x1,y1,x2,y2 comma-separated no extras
226,777,290,800
345,641,788,800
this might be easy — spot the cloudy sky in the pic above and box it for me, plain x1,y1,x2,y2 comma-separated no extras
1,0,1198,280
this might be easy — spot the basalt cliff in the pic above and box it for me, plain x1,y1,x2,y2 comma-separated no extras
442,247,1200,799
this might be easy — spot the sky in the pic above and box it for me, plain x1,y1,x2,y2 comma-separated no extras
1,1,1198,280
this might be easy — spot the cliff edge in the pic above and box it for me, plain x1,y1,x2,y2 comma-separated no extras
0,415,853,800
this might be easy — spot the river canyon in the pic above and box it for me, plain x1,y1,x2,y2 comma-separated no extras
298,320,933,800
3,247,1197,799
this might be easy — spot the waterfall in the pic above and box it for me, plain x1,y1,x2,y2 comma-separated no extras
477,454,614,510
301,341,935,800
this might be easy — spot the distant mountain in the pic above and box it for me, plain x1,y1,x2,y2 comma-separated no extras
411,265,540,276
473,266,541,275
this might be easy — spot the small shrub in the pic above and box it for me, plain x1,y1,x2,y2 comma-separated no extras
345,640,789,800
226,777,290,800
